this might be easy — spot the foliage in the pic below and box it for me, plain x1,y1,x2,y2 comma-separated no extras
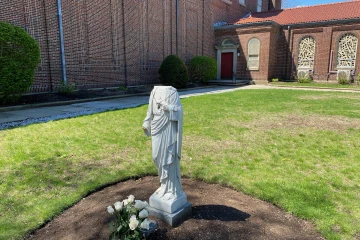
337,71,351,85
189,56,217,83
2,90,360,239
297,71,312,83
270,78,279,82
119,86,129,91
0,22,40,101
270,81,360,89
159,55,188,89
108,195,151,240
58,82,77,95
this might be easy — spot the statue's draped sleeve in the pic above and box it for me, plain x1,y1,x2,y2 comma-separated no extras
142,89,154,137
166,89,183,161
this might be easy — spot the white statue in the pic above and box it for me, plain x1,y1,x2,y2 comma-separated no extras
142,86,184,201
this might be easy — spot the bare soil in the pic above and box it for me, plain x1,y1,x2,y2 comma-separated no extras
26,176,325,240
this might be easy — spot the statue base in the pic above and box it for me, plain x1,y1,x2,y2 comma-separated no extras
146,202,192,227
147,192,192,226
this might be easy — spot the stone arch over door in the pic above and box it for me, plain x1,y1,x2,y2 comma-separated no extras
215,39,239,80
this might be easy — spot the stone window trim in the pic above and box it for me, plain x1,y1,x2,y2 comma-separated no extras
247,37,260,71
336,33,358,70
239,0,245,6
222,0,233,5
297,35,316,70
257,0,262,12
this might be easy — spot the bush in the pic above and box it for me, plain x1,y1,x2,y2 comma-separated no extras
189,56,217,83
337,71,350,85
159,55,188,89
297,71,312,83
0,22,40,101
58,82,77,95
270,78,279,82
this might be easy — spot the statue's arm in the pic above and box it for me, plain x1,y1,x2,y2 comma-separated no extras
142,103,152,137
163,104,182,121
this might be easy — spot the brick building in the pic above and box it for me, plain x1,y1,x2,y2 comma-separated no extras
215,1,360,83
0,0,284,93
5,1,360,91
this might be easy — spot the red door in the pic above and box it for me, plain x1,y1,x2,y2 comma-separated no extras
221,52,233,79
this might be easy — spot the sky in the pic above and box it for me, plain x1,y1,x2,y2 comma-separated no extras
283,0,353,8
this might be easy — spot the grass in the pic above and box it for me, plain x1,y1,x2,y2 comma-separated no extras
1,89,360,240
270,81,360,89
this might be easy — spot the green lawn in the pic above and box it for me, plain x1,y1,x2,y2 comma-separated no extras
1,89,360,240
270,81,360,89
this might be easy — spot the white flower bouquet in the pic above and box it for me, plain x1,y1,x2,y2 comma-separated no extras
107,195,151,240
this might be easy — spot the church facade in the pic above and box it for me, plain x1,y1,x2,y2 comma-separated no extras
215,1,360,83
1,0,359,93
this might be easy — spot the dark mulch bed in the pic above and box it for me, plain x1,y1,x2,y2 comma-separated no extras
0,87,151,108
27,176,324,240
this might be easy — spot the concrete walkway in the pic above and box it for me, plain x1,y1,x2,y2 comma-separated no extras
0,84,358,130
0,85,254,130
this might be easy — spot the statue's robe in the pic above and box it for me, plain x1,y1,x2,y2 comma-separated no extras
143,86,184,200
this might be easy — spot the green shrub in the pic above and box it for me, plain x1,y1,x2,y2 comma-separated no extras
0,22,40,101
190,56,217,83
297,71,312,83
159,55,188,89
337,71,350,85
58,82,77,95
270,78,279,82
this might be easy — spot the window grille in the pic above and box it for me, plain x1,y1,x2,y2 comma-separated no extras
337,33,358,69
298,36,316,69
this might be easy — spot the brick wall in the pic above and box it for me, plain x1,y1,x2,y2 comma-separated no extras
290,23,360,81
1,0,263,93
215,21,360,83
215,24,275,83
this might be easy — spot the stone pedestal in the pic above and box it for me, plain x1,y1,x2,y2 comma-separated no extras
147,193,192,227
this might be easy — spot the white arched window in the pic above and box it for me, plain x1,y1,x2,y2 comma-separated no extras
248,38,260,70
337,33,358,69
298,36,316,69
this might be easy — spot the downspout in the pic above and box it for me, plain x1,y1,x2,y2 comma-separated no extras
176,0,179,55
284,25,291,79
56,0,67,85
121,0,128,86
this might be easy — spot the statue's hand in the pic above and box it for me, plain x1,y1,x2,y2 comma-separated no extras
162,104,168,111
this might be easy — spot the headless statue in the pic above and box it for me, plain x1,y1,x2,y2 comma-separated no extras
142,86,184,201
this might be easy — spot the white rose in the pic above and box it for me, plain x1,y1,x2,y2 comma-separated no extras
129,217,139,230
107,206,115,215
114,201,123,211
123,199,129,206
128,195,135,203
139,209,149,219
140,218,150,230
134,200,148,210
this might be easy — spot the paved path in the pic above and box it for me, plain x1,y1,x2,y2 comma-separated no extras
0,85,358,130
